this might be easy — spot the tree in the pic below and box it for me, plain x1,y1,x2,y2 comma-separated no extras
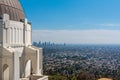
71,76,77,80
77,71,95,80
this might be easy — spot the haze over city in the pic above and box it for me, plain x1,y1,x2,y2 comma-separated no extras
16,0,120,80
21,0,120,44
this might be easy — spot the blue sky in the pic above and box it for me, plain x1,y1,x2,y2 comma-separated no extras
21,0,120,44
21,0,120,30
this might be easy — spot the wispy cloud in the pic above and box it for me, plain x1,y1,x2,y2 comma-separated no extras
81,23,120,27
99,24,120,27
32,30,120,44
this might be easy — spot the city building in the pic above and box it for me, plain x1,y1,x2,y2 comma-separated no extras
0,0,48,80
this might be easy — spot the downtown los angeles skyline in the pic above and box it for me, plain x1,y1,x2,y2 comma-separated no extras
21,0,120,44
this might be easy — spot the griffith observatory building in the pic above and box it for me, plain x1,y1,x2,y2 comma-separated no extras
0,0,48,80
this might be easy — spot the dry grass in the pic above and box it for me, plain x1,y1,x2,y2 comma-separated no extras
98,78,112,80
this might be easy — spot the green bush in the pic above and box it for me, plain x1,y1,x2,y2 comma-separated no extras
49,75,67,80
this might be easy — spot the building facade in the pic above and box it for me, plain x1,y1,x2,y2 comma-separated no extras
0,0,48,80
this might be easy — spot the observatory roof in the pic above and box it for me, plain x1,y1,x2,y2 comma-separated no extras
0,0,25,21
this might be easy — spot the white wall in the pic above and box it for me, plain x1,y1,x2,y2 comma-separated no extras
2,19,32,48
0,20,3,46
